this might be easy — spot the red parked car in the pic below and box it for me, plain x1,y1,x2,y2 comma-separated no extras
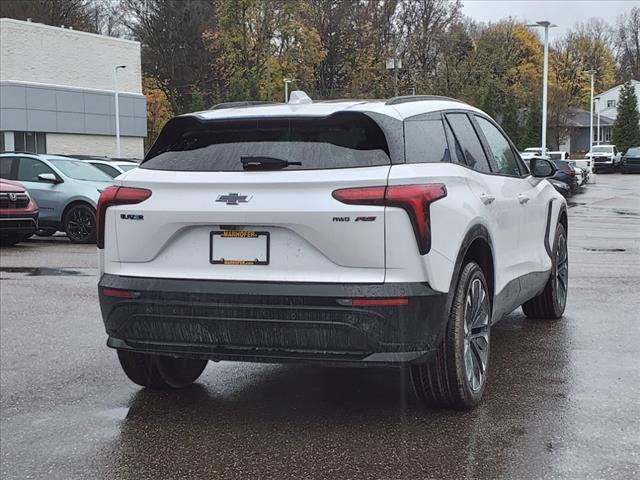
0,178,39,246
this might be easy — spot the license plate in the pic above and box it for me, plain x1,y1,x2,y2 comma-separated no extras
210,230,269,265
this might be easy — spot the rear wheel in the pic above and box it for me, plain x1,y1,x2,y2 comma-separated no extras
117,350,207,389
0,235,22,246
411,261,491,409
63,204,96,244
522,223,568,319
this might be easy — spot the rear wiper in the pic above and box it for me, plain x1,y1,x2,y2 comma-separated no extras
241,156,302,170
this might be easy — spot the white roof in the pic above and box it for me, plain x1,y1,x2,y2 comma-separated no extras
190,97,482,122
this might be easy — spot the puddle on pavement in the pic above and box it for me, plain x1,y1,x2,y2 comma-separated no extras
567,202,586,208
0,267,89,276
583,248,626,252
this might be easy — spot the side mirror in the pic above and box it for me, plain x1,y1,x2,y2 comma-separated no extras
38,173,61,184
529,157,557,178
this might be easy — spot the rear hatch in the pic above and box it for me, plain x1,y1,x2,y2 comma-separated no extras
106,112,394,283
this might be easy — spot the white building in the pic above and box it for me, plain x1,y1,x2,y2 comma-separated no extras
595,79,640,122
0,18,146,158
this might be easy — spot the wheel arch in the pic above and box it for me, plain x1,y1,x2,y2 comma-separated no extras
448,223,495,310
61,198,96,222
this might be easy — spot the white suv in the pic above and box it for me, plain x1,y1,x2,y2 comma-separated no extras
97,94,568,409
586,144,621,172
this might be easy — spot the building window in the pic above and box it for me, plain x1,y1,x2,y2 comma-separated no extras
607,100,617,108
12,131,47,154
603,127,612,143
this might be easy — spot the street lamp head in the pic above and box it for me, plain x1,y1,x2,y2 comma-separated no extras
525,21,557,28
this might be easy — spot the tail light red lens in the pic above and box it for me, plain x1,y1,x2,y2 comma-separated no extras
97,186,151,249
332,183,447,254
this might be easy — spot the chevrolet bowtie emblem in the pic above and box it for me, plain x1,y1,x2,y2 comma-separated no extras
216,193,252,205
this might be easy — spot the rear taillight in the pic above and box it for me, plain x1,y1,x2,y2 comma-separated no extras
97,186,151,249
332,184,447,254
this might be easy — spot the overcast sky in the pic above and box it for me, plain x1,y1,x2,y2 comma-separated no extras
461,0,637,40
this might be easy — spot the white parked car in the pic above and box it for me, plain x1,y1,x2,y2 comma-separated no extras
520,147,544,160
85,159,138,178
97,93,568,409
585,145,621,172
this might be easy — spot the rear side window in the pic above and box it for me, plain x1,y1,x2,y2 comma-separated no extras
92,162,120,178
474,116,522,176
445,113,492,173
143,112,391,171
404,115,450,163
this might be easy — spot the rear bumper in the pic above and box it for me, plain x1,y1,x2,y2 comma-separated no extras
98,274,449,366
0,212,38,235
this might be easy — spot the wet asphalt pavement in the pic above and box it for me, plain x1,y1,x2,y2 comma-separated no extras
1,174,639,479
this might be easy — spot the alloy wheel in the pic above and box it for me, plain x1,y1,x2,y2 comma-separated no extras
555,232,568,308
67,207,94,242
463,278,490,392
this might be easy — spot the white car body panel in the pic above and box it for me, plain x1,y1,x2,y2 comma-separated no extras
99,98,566,313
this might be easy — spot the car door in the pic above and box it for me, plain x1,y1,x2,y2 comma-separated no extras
443,112,522,299
472,115,548,276
14,157,65,223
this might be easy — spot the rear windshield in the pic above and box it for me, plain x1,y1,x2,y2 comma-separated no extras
142,112,391,171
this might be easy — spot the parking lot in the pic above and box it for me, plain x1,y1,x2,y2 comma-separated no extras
1,174,639,479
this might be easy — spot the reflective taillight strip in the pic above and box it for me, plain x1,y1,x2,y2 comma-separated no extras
96,186,152,249
332,184,447,254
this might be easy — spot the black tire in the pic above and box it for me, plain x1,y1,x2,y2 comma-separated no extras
410,262,491,409
117,350,207,389
522,223,568,319
63,204,96,244
36,228,56,237
0,235,21,246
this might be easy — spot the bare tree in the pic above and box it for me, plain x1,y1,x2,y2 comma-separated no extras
0,0,98,32
615,7,640,80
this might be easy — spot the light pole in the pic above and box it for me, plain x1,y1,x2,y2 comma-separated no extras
283,78,297,103
583,69,596,155
113,65,126,157
526,21,557,156
595,96,601,145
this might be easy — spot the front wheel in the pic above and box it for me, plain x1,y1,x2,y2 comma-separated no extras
522,223,568,319
411,261,491,409
0,235,22,246
63,204,96,244
117,350,207,389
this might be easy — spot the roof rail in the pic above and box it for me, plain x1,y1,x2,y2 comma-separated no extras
0,150,39,155
209,101,280,110
385,95,465,106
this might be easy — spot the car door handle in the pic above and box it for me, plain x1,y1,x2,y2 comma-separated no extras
518,194,530,204
480,193,495,205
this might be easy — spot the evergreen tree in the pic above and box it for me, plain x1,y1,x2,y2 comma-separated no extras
612,81,640,153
